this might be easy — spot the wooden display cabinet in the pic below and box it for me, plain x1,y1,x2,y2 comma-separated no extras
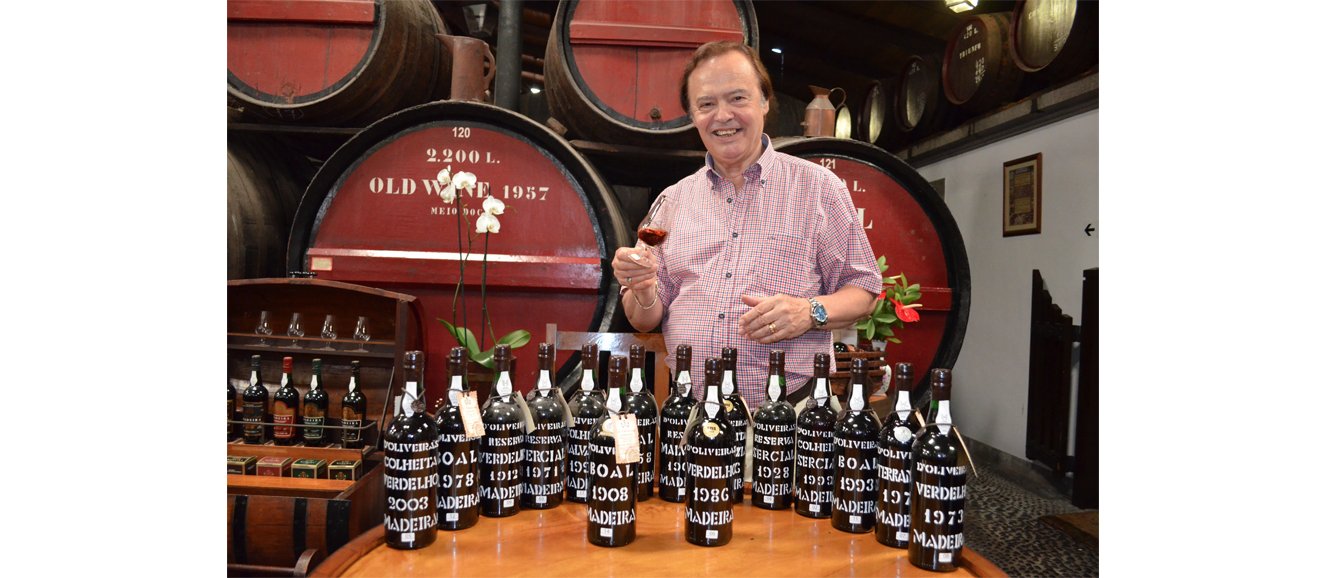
226,279,424,576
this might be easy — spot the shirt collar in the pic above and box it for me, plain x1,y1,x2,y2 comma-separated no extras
705,134,774,185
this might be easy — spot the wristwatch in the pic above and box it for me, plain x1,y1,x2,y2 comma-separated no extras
808,297,828,329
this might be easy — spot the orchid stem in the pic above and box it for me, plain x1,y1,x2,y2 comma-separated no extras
480,233,492,353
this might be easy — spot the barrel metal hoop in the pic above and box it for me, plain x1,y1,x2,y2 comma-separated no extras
293,497,309,557
327,499,353,553
232,495,248,565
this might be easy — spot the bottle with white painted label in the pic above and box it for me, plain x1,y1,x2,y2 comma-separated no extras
658,344,697,503
719,347,750,504
434,347,479,531
587,355,637,547
794,353,835,519
479,344,525,517
566,343,605,503
522,343,568,510
751,350,796,510
876,362,923,548
831,358,881,533
623,344,658,502
684,358,734,547
384,350,439,550
241,355,268,444
908,368,966,572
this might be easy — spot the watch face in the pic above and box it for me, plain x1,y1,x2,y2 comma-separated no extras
812,302,828,325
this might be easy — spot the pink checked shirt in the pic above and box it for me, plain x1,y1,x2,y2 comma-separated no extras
651,135,882,402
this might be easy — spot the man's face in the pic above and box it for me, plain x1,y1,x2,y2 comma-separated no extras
687,50,768,174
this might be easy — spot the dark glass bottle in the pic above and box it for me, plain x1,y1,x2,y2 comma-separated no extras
908,368,967,572
435,347,480,530
272,357,300,446
522,343,568,509
302,358,330,447
228,378,238,441
623,344,658,502
479,344,525,517
566,343,605,503
751,350,796,510
587,355,638,547
719,347,749,504
794,353,835,518
658,344,697,503
832,358,881,533
876,362,924,548
341,361,368,449
384,351,439,550
684,358,735,547
241,355,269,445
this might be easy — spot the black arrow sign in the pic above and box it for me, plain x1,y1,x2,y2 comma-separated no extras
1084,224,1095,237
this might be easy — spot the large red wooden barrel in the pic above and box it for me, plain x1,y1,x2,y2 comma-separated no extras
895,54,958,139
286,101,631,398
227,134,314,279
544,0,759,149
227,0,451,126
943,12,1024,112
1009,0,1099,81
772,137,970,397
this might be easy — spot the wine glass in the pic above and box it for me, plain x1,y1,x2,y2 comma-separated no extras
254,311,273,346
353,316,371,351
634,194,674,261
287,313,305,347
321,315,338,350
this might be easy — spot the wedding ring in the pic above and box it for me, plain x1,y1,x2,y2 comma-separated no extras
627,277,632,284
768,322,777,334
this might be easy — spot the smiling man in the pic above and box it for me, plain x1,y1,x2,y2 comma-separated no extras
611,40,882,406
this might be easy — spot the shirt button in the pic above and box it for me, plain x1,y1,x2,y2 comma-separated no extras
732,232,738,238
727,198,732,203
718,313,725,320
725,272,732,278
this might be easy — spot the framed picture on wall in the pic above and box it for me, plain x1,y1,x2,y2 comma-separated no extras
1002,153,1042,237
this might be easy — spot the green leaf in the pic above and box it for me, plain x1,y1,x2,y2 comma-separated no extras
863,323,876,340
907,283,920,293
886,337,901,344
472,349,495,369
855,319,870,330
496,330,532,349
901,294,919,305
877,255,887,272
875,313,897,325
900,273,908,288
873,300,888,316
877,325,894,337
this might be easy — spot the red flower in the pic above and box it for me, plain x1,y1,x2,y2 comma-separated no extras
891,298,919,322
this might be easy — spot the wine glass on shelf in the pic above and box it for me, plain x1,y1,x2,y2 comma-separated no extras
287,313,305,347
321,315,338,350
633,194,674,261
353,316,371,351
254,311,273,346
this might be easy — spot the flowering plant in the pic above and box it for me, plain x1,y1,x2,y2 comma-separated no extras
432,166,531,368
855,255,922,345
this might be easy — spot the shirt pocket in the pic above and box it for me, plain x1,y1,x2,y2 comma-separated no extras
753,233,816,298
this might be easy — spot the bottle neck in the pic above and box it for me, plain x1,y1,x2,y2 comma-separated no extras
447,373,465,407
704,384,720,418
848,382,866,411
250,368,260,388
811,376,829,405
580,368,595,392
674,369,691,395
893,389,911,421
934,400,952,434
606,386,622,412
721,369,735,395
280,370,291,389
310,372,320,391
491,366,512,398
629,367,645,393
766,373,784,403
403,380,420,417
347,375,358,394
535,369,553,394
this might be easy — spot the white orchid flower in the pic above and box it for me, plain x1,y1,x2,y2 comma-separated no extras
435,166,456,202
475,211,501,234
436,166,452,184
482,196,506,215
453,171,478,193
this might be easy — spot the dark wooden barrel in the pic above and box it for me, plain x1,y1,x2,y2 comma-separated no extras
227,494,349,570
286,100,631,396
227,0,451,127
1009,0,1099,81
943,12,1024,112
544,0,759,149
895,54,958,138
228,134,314,280
857,79,905,150
772,137,970,398
834,105,853,140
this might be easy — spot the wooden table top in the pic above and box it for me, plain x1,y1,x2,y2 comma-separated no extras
312,499,1004,577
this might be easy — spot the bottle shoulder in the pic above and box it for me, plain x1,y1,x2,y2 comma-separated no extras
834,411,881,437
385,414,439,441
796,406,836,428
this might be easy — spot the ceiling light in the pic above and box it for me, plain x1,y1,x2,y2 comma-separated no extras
946,0,978,13
530,86,542,94
771,48,782,54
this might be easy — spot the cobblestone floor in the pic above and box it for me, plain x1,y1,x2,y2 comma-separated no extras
964,466,1099,577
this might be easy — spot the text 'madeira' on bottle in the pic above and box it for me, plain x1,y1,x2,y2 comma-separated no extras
683,357,735,547
434,347,480,531
587,355,638,547
384,350,440,550
907,368,967,573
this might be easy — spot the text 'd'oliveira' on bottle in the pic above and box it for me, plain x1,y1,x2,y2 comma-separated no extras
384,350,439,550
907,368,967,572
794,353,835,519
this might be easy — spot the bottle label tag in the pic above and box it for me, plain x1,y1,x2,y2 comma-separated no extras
704,399,719,419
607,389,623,412
310,375,319,390
849,385,865,411
460,391,485,438
894,426,913,443
251,372,258,388
448,375,464,407
721,371,735,395
581,370,595,392
495,372,512,397
937,400,952,435
613,414,640,464
706,529,718,539
767,375,781,402
630,368,645,393
676,370,691,388
813,377,829,405
530,370,553,399
347,376,357,393
512,387,536,434
281,374,289,387
895,391,911,423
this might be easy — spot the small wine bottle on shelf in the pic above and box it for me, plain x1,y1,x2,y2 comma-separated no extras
303,358,329,447
831,358,881,533
876,362,923,548
384,350,439,550
241,355,270,445
566,343,606,504
751,350,796,510
272,357,300,446
522,343,569,510
719,347,749,504
623,344,658,502
341,361,368,449
479,344,525,517
586,356,638,548
434,347,480,531
684,358,735,547
658,344,697,503
794,353,835,519
907,368,967,572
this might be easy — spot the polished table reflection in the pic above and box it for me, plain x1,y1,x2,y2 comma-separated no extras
312,497,1005,577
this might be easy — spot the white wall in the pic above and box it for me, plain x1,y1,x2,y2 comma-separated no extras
916,110,1099,459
